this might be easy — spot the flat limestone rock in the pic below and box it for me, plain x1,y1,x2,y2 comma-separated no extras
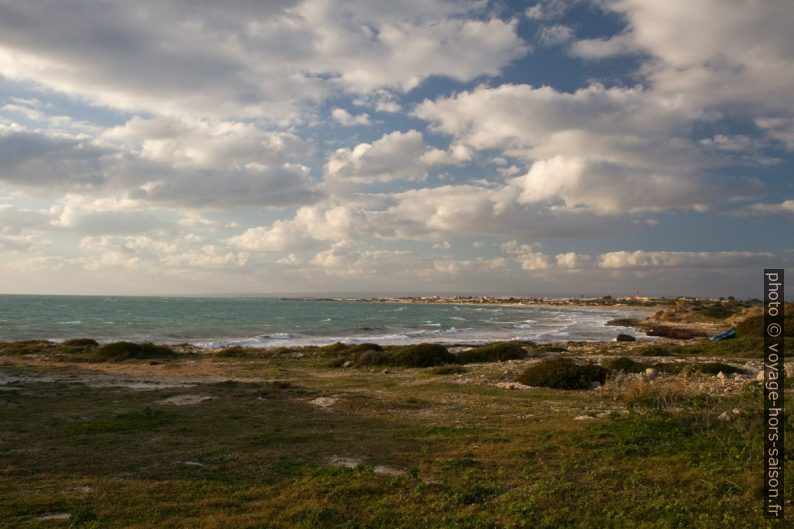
158,395,215,406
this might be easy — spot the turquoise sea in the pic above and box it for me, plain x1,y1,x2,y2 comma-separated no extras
0,295,648,347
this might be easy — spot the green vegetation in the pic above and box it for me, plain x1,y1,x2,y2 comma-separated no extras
682,362,748,376
455,342,527,364
75,408,176,434
0,340,56,355
604,356,647,373
0,337,788,529
63,338,99,347
328,343,455,368
430,365,467,375
92,342,178,362
516,358,609,389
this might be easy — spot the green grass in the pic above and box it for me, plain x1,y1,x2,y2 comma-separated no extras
75,408,177,433
0,342,790,528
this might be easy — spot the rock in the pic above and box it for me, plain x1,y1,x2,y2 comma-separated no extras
616,334,636,342
374,465,407,477
717,411,731,422
590,381,602,389
574,415,595,420
382,369,395,375
310,396,338,408
158,395,214,406
716,371,726,379
732,408,742,415
756,371,765,381
342,361,353,368
644,367,657,378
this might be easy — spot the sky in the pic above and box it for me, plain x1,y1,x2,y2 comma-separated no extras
0,0,792,298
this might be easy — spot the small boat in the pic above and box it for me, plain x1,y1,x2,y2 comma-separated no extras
711,329,736,341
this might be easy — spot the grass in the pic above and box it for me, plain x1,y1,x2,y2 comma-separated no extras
516,359,609,389
74,408,177,434
0,340,790,528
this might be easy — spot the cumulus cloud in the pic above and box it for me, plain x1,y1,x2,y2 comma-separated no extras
416,83,760,213
325,130,466,183
0,0,525,122
571,0,794,147
330,108,372,126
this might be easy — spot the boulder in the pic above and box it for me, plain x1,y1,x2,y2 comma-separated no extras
644,367,657,378
616,334,636,342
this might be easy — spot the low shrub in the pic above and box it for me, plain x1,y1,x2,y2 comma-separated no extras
344,343,455,368
604,356,648,373
646,325,706,340
388,344,455,367
455,342,526,364
346,343,384,353
216,345,249,357
636,344,680,356
431,365,468,375
0,340,54,355
516,359,609,390
92,341,177,361
531,345,567,353
736,307,793,338
683,362,747,376
63,338,99,347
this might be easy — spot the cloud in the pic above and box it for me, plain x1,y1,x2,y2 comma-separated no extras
571,0,794,148
536,24,574,47
0,0,525,122
103,116,312,169
597,250,775,270
0,127,111,189
416,83,759,213
330,108,372,126
326,129,464,183
740,200,794,218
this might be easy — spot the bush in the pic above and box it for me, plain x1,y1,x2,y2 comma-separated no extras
531,345,567,353
604,357,648,373
389,344,455,367
736,307,793,338
346,343,384,353
216,345,249,357
683,362,747,376
0,340,54,355
646,325,706,339
63,338,98,347
93,342,177,361
353,349,391,366
455,342,527,364
431,365,468,375
636,344,680,356
516,359,609,390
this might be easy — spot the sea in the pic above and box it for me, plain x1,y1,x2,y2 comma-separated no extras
0,295,650,347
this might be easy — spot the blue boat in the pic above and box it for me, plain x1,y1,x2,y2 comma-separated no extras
711,329,736,341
